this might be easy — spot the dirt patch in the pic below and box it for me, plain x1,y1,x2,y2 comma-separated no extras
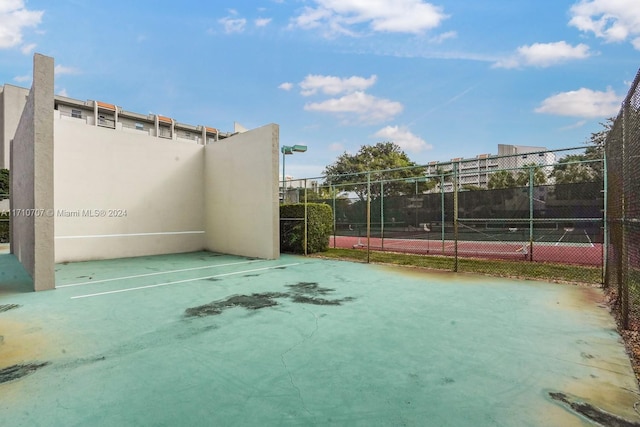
0,304,20,313
604,288,640,386
56,356,106,370
549,391,640,427
185,282,354,317
0,362,49,385
290,295,342,305
185,292,289,317
287,282,334,295
287,282,354,306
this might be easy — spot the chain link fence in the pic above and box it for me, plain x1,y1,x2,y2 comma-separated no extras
605,68,640,331
283,146,604,283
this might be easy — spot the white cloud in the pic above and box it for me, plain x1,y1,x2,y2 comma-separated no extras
255,18,272,27
304,91,403,123
569,0,640,49
429,31,457,44
374,125,432,152
20,42,36,54
535,87,621,118
329,142,345,151
0,0,43,49
291,0,448,36
219,17,247,34
13,74,30,83
54,65,80,75
291,6,333,31
300,74,377,96
559,120,588,130
493,41,591,68
57,88,69,97
279,82,294,91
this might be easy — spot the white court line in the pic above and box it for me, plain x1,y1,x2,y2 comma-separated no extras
58,259,264,288
70,263,301,300
583,230,594,247
554,229,568,246
56,231,205,239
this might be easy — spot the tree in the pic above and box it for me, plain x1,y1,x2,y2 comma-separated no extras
551,118,612,184
323,142,426,201
515,163,548,186
0,169,8,200
296,185,348,203
487,170,516,189
461,184,483,191
587,117,614,149
552,155,599,184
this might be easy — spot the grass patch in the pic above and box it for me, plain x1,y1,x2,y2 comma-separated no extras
316,248,602,284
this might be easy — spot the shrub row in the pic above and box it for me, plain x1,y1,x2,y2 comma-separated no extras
280,203,333,254
0,212,8,243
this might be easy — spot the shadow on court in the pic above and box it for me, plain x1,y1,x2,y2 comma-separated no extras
0,253,33,294
0,251,639,426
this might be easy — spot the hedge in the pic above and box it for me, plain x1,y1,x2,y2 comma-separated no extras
0,212,8,243
280,203,333,254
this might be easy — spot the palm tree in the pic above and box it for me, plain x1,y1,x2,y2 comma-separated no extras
487,170,516,189
515,164,548,187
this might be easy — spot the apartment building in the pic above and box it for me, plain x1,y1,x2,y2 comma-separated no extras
0,84,234,170
497,144,556,169
424,144,556,192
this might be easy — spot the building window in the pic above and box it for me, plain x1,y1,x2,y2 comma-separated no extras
71,109,82,119
158,126,172,138
135,123,144,131
97,114,115,128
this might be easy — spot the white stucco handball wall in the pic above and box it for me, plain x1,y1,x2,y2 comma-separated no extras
205,124,280,260
54,117,206,262
6,54,280,285
1,85,29,170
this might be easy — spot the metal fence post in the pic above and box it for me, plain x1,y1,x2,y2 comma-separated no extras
621,101,629,328
453,164,459,272
602,156,608,285
381,181,385,251
304,178,308,256
529,166,534,262
441,173,445,254
332,184,336,249
367,172,371,263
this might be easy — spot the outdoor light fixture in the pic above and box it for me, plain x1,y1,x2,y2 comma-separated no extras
281,144,308,195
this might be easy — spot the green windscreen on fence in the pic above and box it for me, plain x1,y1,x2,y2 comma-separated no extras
281,146,605,284
298,148,604,275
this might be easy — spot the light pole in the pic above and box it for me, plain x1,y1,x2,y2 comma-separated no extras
281,145,307,200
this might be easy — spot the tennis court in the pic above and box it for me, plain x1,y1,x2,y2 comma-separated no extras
333,224,603,266
1,251,638,426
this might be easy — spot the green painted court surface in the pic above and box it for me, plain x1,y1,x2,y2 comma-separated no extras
1,251,639,426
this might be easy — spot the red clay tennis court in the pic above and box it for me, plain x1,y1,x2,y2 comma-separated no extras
333,236,603,265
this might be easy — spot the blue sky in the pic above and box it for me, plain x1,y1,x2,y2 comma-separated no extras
1,0,638,179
